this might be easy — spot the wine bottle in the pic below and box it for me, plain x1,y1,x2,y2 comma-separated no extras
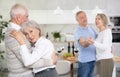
68,42,70,53
72,42,75,56
46,32,49,39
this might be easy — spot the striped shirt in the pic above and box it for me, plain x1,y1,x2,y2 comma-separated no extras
5,22,34,77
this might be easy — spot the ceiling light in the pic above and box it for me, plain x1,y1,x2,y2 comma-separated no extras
72,6,81,14
92,6,103,14
53,6,64,15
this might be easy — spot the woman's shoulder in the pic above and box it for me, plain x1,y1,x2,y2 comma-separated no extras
105,28,112,33
41,37,53,44
102,28,112,37
36,37,53,47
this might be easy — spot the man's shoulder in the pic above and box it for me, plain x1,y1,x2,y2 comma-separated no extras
88,26,95,30
5,27,14,36
75,26,83,33
5,28,14,40
42,38,53,46
5,30,20,49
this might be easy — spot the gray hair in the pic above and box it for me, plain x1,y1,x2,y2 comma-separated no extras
21,20,41,36
76,11,86,20
10,3,27,18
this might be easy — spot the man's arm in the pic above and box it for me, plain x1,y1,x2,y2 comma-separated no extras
79,37,90,47
5,35,24,63
75,29,90,47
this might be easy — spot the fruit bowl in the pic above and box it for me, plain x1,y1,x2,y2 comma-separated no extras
62,52,77,61
62,52,73,58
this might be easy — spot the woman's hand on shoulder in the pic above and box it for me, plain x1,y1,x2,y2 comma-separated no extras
10,30,25,45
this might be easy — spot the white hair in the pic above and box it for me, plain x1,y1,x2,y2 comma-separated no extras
21,20,41,36
10,3,27,18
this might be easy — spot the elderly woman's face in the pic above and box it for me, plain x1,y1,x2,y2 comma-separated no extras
23,27,40,43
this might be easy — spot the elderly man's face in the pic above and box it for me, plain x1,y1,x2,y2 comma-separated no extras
21,9,29,24
77,12,87,27
15,9,29,25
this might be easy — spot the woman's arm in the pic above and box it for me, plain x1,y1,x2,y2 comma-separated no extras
88,30,112,51
11,30,54,66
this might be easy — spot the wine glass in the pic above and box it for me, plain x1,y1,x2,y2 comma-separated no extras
74,48,78,57
57,48,62,54
58,50,62,53
56,48,62,59
61,46,64,51
74,48,78,53
57,46,65,55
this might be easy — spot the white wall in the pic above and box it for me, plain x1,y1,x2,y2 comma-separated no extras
0,0,120,12
0,0,120,24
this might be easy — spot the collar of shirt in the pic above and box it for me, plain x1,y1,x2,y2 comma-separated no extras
34,36,45,47
8,22,21,30
78,25,88,30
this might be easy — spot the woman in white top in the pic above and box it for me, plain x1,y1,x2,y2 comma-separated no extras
11,20,59,77
88,14,114,77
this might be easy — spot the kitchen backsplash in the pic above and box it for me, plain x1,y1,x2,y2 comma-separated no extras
39,24,97,42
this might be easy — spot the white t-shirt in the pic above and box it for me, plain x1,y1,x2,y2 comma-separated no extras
94,29,113,61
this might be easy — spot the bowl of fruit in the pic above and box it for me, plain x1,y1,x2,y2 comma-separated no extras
62,52,76,61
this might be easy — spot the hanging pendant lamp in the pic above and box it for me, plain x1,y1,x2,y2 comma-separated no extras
92,5,103,14
72,6,81,14
53,6,64,15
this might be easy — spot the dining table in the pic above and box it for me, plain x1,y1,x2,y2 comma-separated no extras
61,54,78,77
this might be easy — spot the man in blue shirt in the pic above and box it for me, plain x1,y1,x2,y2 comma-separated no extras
74,11,97,77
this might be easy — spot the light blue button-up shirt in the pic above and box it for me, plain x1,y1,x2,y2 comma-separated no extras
74,25,97,63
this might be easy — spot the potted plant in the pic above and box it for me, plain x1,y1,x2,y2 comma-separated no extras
0,15,8,76
52,31,61,42
0,15,8,43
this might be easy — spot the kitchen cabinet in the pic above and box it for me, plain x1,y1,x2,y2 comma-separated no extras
29,10,96,24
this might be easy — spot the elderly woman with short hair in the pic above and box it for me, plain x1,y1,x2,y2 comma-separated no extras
11,20,59,77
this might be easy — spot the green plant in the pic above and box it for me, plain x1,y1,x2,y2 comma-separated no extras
52,32,61,39
0,51,5,76
0,15,8,74
0,15,8,58
0,14,8,58
0,15,8,43
0,51,4,60
0,15,8,59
